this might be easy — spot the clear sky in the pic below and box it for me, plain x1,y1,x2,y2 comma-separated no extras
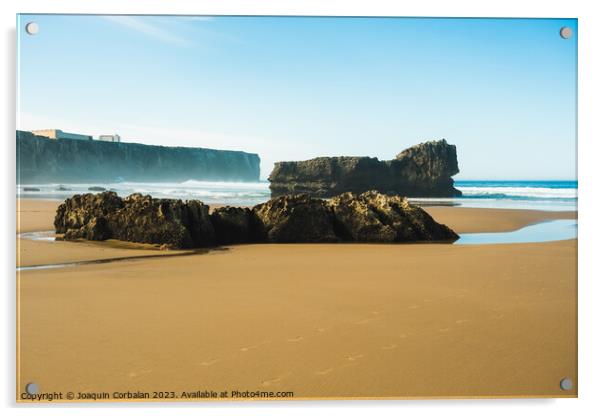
17,15,577,180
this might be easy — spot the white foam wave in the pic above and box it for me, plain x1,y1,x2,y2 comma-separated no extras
457,186,577,199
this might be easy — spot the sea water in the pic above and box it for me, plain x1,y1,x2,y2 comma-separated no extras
17,180,272,207
413,180,577,211
17,179,577,212
456,219,577,245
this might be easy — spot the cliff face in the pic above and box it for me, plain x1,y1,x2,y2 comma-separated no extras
16,131,260,183
268,139,461,198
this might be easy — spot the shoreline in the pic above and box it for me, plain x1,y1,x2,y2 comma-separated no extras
16,199,577,268
17,197,577,233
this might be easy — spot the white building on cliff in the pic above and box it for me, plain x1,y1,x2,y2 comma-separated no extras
31,129,92,141
98,134,121,143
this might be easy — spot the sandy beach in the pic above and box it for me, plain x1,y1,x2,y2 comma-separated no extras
16,199,577,400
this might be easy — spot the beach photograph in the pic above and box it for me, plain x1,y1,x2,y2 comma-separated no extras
16,15,577,401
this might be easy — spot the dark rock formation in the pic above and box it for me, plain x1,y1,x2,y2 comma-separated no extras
268,139,461,198
328,191,459,242
210,207,258,245
106,194,215,248
252,194,339,243
16,130,260,183
88,186,106,192
64,216,111,241
392,140,461,197
55,192,215,249
54,192,125,233
54,190,458,248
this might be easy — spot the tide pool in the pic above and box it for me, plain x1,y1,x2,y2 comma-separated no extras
456,219,577,245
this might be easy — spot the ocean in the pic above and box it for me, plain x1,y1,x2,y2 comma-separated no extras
17,180,577,211
422,180,578,211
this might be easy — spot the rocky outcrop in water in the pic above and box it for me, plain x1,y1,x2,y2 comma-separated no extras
54,191,458,248
268,139,461,198
16,130,260,183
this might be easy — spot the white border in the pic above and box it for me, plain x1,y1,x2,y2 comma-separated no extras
2,1,601,415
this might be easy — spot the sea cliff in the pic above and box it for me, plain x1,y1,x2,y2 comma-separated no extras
16,130,260,183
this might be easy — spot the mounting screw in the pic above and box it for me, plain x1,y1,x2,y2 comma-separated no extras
25,382,39,394
559,377,573,391
559,27,572,39
25,22,39,35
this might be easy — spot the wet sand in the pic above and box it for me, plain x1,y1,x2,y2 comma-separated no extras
16,199,577,400
17,199,61,233
17,200,190,267
424,206,576,233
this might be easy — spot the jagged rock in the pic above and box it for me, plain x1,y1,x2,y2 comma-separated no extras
268,139,461,198
252,194,338,243
328,191,459,242
54,191,124,233
184,200,217,247
54,191,458,248
62,216,111,241
88,186,106,192
391,139,460,197
62,229,83,241
55,192,215,249
328,192,397,242
210,207,258,245
106,194,215,248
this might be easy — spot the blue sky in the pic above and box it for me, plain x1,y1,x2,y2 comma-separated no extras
17,15,577,180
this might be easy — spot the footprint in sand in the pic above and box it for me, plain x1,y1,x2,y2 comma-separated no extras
128,369,152,378
315,368,333,376
399,333,409,339
355,318,374,325
261,377,282,386
316,327,327,333
345,354,364,362
287,336,304,343
200,358,220,366
381,344,398,350
438,327,451,332
240,341,269,352
455,319,469,325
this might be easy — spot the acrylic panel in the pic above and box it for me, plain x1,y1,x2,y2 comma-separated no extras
16,15,577,402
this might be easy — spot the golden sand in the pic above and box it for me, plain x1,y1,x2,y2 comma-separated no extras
17,200,189,267
16,199,577,400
